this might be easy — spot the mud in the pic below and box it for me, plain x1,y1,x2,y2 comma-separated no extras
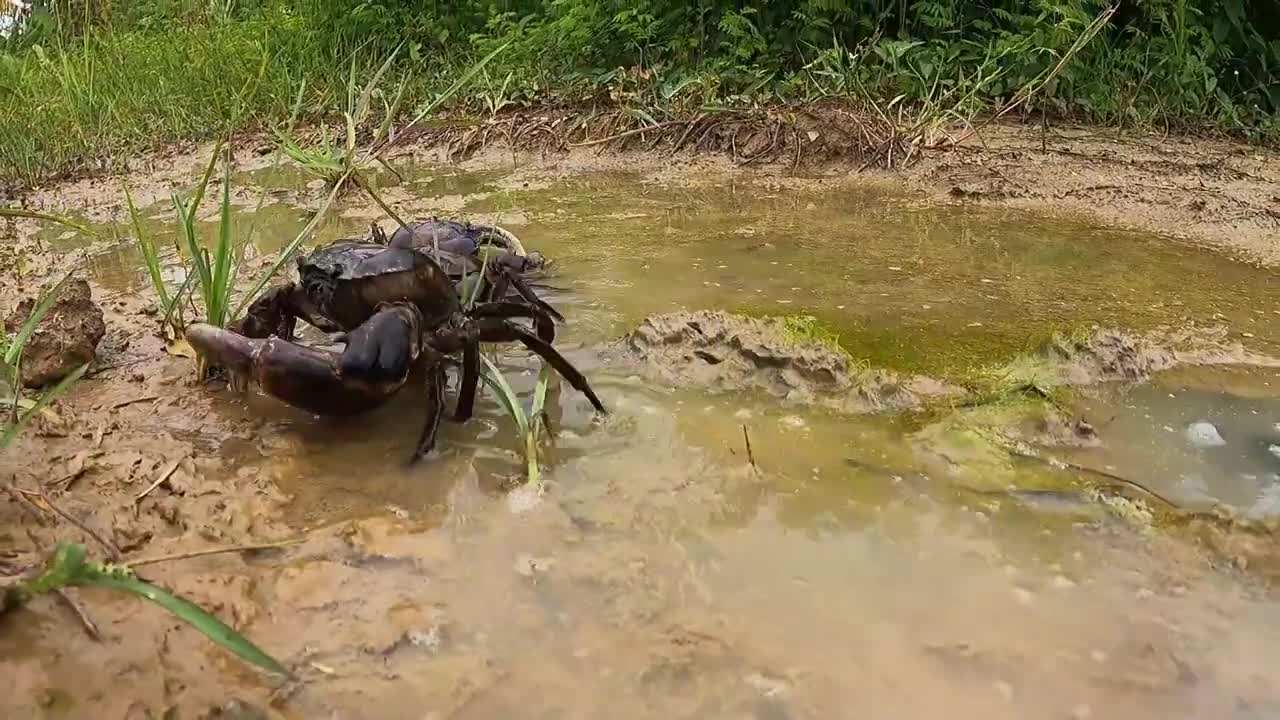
4,277,106,387
2,119,1280,719
610,309,962,413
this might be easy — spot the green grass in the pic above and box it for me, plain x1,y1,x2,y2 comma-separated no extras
0,2,1276,187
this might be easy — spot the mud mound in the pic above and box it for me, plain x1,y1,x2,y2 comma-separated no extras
4,277,105,387
612,310,960,414
1045,327,1280,386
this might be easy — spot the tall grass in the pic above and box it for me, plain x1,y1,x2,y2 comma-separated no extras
1,1,1277,186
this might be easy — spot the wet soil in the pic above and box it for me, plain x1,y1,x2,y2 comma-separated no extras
2,122,1280,719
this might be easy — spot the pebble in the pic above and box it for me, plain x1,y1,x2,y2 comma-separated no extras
993,681,1014,702
1072,703,1094,719
1012,588,1035,606
1185,421,1226,448
1051,575,1076,589
1269,444,1280,460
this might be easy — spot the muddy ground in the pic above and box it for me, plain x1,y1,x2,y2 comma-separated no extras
0,119,1279,718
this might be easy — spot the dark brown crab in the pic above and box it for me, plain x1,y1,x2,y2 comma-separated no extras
185,235,606,461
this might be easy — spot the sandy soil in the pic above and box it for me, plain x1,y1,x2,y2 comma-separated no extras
1,118,1278,718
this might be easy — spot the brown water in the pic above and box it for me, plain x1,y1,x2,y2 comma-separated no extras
30,162,1280,718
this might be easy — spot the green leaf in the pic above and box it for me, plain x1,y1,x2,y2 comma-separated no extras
0,208,100,238
23,543,87,594
477,353,529,437
75,562,290,677
125,182,171,312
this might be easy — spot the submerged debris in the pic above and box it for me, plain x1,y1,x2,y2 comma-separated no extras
4,278,105,387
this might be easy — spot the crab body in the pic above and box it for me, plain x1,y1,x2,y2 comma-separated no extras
186,224,604,462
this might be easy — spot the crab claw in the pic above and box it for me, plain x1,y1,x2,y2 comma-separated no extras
185,323,409,416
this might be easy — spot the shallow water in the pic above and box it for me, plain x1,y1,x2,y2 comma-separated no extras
28,161,1280,718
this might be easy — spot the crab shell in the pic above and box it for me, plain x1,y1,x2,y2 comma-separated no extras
296,240,461,332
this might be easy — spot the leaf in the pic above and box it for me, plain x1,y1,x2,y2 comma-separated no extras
0,208,100,238
166,337,196,358
24,543,87,594
477,353,529,437
124,182,171,311
74,562,290,677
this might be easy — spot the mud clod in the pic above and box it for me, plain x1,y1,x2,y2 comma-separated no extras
615,310,961,413
4,278,105,387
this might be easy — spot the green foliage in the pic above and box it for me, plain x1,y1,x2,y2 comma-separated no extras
0,0,1277,185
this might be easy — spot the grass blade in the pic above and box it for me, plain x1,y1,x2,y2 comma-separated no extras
375,41,510,155
0,208,99,238
355,44,402,126
477,353,529,437
209,155,234,326
3,267,76,367
74,561,289,676
0,361,86,449
124,183,171,311
232,169,350,321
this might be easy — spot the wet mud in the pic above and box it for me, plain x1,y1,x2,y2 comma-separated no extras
2,126,1280,719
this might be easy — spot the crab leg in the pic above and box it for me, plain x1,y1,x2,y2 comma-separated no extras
413,360,449,461
453,342,481,422
469,301,556,343
472,319,607,415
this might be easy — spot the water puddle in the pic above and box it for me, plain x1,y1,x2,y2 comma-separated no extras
15,160,1280,718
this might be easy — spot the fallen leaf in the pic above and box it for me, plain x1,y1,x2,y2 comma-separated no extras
166,337,195,358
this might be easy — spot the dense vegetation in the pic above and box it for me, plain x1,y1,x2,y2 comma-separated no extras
1,0,1278,185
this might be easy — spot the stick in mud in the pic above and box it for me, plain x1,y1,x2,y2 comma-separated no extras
54,588,102,642
5,482,122,561
742,424,757,471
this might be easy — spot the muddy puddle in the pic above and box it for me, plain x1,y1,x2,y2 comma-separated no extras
5,155,1280,719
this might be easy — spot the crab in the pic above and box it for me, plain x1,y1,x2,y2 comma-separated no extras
184,233,606,461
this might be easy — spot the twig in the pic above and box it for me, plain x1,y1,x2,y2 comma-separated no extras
55,588,102,642
741,424,757,471
125,538,303,569
134,457,183,504
1005,447,1181,509
1,481,49,526
10,484,123,562
111,394,159,409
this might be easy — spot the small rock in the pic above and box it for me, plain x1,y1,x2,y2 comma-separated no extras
993,681,1014,702
1185,422,1226,448
514,553,555,577
4,277,105,388
1072,703,1094,719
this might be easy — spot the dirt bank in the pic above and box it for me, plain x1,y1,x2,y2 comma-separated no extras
8,114,1280,268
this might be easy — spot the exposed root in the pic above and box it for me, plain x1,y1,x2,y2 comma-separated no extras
398,100,911,170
